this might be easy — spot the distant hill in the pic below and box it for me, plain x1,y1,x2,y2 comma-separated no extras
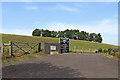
1,34,117,51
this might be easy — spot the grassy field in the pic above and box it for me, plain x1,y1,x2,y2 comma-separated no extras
1,34,119,63
1,34,117,50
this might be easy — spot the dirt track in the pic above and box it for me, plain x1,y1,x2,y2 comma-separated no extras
2,54,118,78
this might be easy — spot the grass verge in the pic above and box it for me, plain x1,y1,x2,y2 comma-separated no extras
2,51,48,64
103,54,120,60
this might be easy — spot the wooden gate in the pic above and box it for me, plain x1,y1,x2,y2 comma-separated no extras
2,41,41,56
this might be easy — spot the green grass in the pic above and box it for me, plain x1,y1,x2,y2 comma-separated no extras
1,33,118,50
1,33,119,63
2,51,48,64
2,57,19,63
103,54,120,60
25,54,36,58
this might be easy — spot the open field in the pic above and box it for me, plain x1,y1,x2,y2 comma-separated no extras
1,34,119,63
1,34,118,50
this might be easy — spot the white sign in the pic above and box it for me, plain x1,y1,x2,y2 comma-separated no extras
50,46,56,50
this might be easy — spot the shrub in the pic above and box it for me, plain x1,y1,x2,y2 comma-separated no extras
110,53,115,56
98,48,102,53
112,48,119,53
103,49,107,53
108,48,112,54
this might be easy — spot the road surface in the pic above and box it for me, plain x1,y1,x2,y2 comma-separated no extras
2,54,118,78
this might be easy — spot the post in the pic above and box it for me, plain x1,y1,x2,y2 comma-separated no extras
1,43,4,53
38,43,41,52
9,41,12,56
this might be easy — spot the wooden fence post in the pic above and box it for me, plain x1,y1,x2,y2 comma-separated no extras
38,43,41,52
1,43,4,53
9,41,12,56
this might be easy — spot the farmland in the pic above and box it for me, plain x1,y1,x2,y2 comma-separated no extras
1,34,119,63
1,34,117,50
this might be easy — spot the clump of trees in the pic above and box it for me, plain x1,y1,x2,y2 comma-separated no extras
32,29,103,43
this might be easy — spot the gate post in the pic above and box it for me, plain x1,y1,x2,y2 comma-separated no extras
1,43,4,54
9,41,12,56
38,43,41,52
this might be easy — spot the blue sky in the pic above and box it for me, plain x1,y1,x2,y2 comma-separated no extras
2,2,118,45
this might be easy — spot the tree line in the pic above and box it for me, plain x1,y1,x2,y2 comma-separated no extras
32,29,103,43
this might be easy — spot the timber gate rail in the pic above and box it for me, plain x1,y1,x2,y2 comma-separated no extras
1,41,41,56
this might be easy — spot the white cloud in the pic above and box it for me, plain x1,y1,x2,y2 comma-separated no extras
43,18,117,45
24,6,39,10
46,18,117,35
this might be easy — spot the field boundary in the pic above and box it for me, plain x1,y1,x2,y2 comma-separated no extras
1,41,41,56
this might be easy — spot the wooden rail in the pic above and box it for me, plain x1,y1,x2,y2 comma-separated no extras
2,41,41,56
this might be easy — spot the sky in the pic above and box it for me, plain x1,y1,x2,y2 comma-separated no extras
1,2,118,45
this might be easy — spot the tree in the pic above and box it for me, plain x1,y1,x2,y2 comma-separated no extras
89,33,93,41
42,30,51,37
89,33,97,42
32,29,103,43
51,31,57,37
32,29,41,36
72,29,79,40
78,32,84,40
64,29,72,38
97,33,103,43
58,31,64,37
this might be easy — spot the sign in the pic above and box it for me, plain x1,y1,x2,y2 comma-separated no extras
44,42,61,54
60,37,69,53
50,46,56,50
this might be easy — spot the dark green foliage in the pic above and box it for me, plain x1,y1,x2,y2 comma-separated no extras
97,33,103,43
89,33,97,42
112,48,118,53
78,31,89,40
32,29,41,36
108,48,112,54
98,48,102,53
42,30,51,37
110,53,115,56
108,48,112,52
108,48,119,55
51,31,57,37
103,49,107,53
32,29,103,43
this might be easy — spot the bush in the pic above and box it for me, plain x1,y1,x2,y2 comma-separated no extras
110,53,115,56
103,49,107,53
108,48,112,54
112,48,118,53
98,48,102,53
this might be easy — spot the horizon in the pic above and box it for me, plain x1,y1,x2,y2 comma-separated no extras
1,2,118,45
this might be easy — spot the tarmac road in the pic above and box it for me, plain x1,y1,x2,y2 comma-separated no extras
2,54,118,78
